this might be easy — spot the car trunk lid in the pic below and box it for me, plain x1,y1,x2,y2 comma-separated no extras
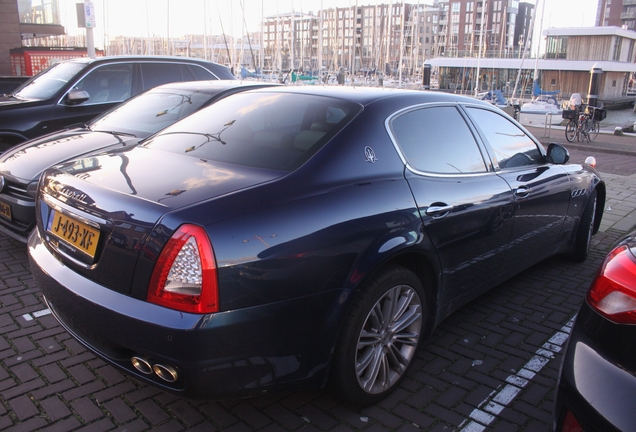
37,146,285,297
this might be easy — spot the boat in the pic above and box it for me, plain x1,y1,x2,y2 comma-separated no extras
519,94,563,126
516,0,564,126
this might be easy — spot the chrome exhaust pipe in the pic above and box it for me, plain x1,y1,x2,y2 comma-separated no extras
131,357,153,375
153,363,179,382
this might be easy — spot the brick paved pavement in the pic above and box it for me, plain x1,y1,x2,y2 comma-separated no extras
1,145,636,430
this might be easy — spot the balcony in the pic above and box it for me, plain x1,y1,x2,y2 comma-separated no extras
621,11,636,19
623,0,636,5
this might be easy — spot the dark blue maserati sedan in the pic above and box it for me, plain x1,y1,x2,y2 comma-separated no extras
28,87,605,406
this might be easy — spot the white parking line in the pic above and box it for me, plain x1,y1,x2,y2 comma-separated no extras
21,308,51,321
458,316,576,431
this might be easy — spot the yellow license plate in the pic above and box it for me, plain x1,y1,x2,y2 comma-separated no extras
0,201,10,221
46,210,100,258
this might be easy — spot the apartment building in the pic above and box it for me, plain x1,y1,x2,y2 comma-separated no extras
260,0,525,76
596,0,636,30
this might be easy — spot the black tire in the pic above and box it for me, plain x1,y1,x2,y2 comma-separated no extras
330,266,426,406
589,121,599,141
577,122,586,142
565,120,577,142
573,189,597,262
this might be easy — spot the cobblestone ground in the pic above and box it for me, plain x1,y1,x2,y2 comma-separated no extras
0,168,632,431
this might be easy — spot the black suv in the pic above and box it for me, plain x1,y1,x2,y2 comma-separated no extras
0,56,234,150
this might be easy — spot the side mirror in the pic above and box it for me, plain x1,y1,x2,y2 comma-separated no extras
64,89,90,106
546,143,570,165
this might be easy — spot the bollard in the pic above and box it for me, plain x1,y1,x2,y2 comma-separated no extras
587,64,602,108
423,64,431,90
543,113,552,138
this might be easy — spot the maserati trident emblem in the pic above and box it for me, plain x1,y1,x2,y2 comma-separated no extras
0,175,4,193
364,146,378,163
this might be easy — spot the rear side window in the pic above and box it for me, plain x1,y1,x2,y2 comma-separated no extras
390,105,487,174
140,63,194,90
143,92,361,171
188,65,216,80
466,107,542,169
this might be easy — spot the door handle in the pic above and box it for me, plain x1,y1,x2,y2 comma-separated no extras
515,187,530,198
425,204,454,217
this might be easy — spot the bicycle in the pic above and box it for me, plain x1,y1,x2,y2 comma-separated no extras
564,105,600,143
579,113,600,142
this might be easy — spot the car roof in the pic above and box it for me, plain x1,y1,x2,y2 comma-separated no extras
66,55,224,65
239,85,491,107
145,80,281,95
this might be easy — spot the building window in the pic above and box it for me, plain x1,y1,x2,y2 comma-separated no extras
613,37,623,61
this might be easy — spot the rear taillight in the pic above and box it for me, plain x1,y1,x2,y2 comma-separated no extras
587,244,636,324
560,409,583,432
147,224,219,314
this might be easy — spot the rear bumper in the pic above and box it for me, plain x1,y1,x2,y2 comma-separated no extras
554,312,636,432
29,229,350,400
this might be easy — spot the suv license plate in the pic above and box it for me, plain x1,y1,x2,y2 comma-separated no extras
0,201,10,221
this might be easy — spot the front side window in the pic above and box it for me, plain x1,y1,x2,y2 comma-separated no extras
390,105,487,174
466,107,542,169
143,92,361,172
74,64,133,104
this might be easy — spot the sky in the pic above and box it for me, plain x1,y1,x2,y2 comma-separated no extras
59,0,600,50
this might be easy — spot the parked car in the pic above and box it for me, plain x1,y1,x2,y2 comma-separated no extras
29,87,605,406
0,76,29,95
0,56,234,150
0,80,277,243
554,231,636,431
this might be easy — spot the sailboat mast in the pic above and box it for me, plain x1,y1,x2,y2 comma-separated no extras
398,2,405,85
290,1,295,72
511,0,538,100
533,0,545,82
215,1,233,67
318,0,323,75
475,0,487,96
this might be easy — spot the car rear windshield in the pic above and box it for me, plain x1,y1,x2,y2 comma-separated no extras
142,92,361,172
13,61,86,100
89,90,215,137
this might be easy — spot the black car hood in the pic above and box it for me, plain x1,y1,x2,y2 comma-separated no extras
0,129,139,182
0,95,37,108
56,146,286,210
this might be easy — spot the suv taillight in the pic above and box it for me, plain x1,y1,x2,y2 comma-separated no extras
147,224,219,314
587,244,636,324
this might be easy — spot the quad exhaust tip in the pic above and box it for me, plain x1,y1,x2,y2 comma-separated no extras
131,357,178,382
153,363,179,383
131,356,153,375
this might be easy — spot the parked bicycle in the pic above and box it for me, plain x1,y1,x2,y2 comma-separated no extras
564,104,604,143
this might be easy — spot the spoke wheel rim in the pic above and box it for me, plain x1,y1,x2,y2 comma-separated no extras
355,284,423,394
